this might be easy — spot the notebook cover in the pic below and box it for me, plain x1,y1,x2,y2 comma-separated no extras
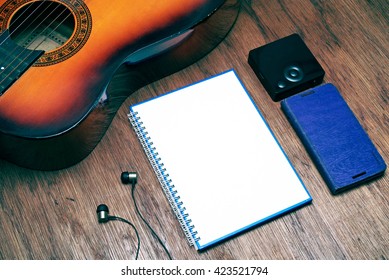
281,83,386,194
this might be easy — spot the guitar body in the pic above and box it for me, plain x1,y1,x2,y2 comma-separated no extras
0,0,240,170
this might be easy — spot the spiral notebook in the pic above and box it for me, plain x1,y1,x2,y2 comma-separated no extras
128,70,311,250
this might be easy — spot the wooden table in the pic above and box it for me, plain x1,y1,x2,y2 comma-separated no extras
0,0,388,260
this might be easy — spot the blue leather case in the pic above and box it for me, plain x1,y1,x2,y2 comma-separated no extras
281,83,386,194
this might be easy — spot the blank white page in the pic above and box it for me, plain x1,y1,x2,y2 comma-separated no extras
130,70,311,250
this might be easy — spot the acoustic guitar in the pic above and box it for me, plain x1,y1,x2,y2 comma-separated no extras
0,0,240,170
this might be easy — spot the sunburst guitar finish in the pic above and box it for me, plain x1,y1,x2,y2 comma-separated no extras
0,0,240,170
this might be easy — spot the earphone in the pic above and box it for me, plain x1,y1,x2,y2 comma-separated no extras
120,171,137,186
96,203,141,259
96,204,110,223
96,171,172,260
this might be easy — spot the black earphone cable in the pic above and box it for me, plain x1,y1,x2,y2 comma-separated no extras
131,184,173,260
108,215,140,260
97,172,173,260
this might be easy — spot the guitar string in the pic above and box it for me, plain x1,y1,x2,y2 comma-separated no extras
0,0,49,46
5,2,58,57
0,1,62,86
0,0,61,58
0,0,59,69
0,1,72,86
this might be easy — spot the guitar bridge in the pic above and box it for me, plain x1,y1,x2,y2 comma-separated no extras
0,30,44,96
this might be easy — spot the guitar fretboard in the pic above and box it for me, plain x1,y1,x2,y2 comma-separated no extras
0,30,44,95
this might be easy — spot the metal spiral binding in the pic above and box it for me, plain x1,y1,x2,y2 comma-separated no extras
128,111,200,247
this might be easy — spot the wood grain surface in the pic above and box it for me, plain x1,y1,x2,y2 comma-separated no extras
0,0,388,260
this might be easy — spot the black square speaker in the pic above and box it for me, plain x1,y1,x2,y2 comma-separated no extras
248,34,325,102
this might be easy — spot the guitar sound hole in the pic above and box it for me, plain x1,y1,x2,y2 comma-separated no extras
9,1,75,52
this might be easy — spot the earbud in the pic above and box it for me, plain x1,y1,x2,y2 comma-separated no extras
96,204,110,223
95,170,172,259
95,203,141,259
121,171,138,186
96,171,137,225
